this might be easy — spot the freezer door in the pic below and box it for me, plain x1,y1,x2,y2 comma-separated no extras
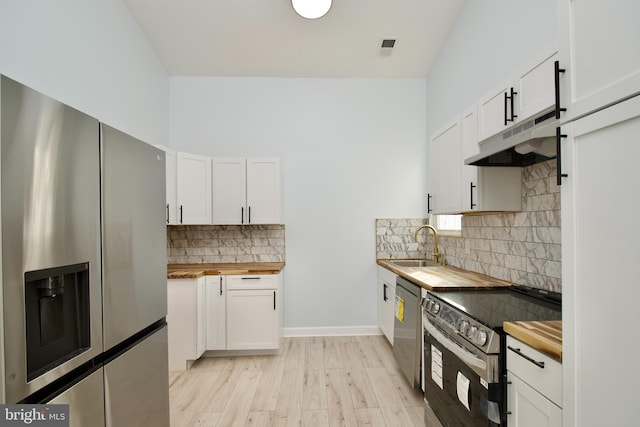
47,369,105,427
100,124,167,349
1,76,103,402
104,325,170,427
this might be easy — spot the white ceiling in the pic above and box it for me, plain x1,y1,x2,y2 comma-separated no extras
124,0,464,78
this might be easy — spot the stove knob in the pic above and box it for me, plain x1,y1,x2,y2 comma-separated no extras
475,330,488,346
458,320,469,334
467,325,477,339
433,303,441,314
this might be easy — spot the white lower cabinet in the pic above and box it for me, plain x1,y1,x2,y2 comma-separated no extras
169,272,282,370
167,277,206,371
227,289,280,350
205,275,226,350
377,266,397,344
226,274,282,350
506,336,562,427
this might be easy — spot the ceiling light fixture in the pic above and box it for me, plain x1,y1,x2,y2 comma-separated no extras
292,0,332,19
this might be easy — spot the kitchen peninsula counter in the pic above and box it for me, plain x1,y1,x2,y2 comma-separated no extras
377,259,513,291
168,262,285,279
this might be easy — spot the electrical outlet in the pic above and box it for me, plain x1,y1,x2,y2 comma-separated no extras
465,240,471,255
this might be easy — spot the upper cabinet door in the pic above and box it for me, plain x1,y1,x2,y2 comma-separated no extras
246,158,282,224
429,118,461,214
460,106,479,212
176,152,212,224
477,78,513,142
212,158,246,225
559,0,640,122
514,46,558,122
164,148,178,225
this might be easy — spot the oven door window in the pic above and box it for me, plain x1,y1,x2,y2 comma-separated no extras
424,333,501,427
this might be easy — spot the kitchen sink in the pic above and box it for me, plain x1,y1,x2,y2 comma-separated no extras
389,259,440,268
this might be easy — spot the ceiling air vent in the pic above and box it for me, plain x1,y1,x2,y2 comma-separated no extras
378,39,396,57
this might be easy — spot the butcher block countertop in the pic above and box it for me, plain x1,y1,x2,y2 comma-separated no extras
504,320,563,362
167,262,285,279
377,259,513,291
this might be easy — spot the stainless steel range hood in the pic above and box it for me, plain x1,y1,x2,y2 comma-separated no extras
465,109,559,167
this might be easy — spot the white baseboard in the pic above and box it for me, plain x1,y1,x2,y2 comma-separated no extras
283,325,382,337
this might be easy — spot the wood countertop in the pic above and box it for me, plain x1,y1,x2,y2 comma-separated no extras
377,259,513,291
504,320,562,362
167,262,285,279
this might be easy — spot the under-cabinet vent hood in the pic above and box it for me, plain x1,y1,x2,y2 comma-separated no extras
465,110,558,167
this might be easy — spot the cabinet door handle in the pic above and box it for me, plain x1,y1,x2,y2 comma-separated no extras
427,194,432,213
504,91,508,126
219,276,223,295
554,60,566,119
470,182,477,210
273,291,276,310
505,87,518,124
166,204,170,223
507,345,545,368
241,206,244,224
248,206,251,224
383,283,388,301
179,205,183,224
510,87,518,122
556,127,568,185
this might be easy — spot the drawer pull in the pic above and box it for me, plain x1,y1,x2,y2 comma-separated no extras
241,277,261,280
507,345,545,368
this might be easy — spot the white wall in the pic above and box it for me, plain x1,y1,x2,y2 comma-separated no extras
170,77,427,330
426,0,558,136
0,0,170,146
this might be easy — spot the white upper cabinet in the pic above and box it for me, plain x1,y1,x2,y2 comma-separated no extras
176,152,212,224
478,46,558,142
558,0,640,122
211,158,247,224
165,148,177,225
460,106,480,211
514,47,558,122
429,118,461,214
478,77,514,142
156,145,178,225
246,158,282,224
212,157,282,225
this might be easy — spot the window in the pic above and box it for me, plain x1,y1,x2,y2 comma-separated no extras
432,214,462,235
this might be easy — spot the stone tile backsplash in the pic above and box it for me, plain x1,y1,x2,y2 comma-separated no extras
167,224,285,264
376,159,561,292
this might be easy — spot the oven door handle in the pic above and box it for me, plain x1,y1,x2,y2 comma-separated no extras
424,319,487,372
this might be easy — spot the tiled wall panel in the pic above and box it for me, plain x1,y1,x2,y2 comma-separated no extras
167,224,285,264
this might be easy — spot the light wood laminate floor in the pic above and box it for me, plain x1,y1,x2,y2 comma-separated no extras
169,335,443,427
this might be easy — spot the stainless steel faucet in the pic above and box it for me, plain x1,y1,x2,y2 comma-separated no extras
413,224,442,265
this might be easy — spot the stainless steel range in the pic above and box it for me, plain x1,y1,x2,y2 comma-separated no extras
422,286,561,426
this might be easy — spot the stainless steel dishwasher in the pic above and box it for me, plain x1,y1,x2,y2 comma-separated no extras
393,276,422,389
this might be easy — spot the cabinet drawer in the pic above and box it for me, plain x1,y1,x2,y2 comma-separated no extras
507,336,562,407
226,274,279,290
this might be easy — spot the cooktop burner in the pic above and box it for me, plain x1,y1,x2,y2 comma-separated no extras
429,286,561,330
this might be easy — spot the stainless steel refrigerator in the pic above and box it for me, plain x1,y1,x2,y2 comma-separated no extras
0,75,169,426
